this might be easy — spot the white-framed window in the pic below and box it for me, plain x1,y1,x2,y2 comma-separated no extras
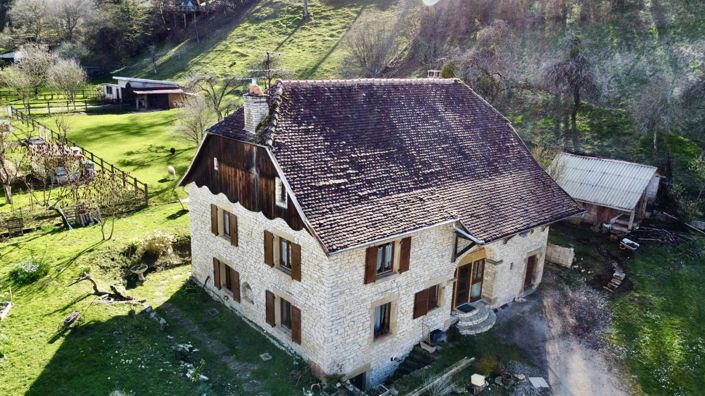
223,211,231,237
279,238,292,272
376,243,394,275
275,177,287,208
374,302,392,339
213,157,219,171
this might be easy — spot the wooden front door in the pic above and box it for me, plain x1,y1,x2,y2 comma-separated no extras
524,255,537,290
453,259,485,307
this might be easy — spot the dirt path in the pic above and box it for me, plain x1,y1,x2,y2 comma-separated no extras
493,269,633,396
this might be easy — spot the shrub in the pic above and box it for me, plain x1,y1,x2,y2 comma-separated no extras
474,354,503,376
9,260,50,285
138,231,176,262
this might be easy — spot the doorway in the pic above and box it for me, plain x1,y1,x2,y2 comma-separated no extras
524,255,537,290
453,259,485,307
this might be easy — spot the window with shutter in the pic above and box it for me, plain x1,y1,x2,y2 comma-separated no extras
413,285,441,319
212,258,221,289
413,289,429,319
230,267,240,303
365,246,377,284
399,237,411,273
291,243,302,282
229,213,238,246
265,290,275,327
210,204,218,235
264,231,274,267
291,305,302,345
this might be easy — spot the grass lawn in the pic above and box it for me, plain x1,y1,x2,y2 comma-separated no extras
120,0,398,81
549,223,705,395
38,110,195,203
0,204,304,395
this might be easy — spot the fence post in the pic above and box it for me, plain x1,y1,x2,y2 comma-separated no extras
144,184,149,206
47,102,51,115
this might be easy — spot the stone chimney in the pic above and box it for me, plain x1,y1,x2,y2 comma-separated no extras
243,79,269,134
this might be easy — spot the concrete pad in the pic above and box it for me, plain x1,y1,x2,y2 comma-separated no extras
529,377,550,388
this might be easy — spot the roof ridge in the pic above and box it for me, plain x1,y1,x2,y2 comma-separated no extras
559,152,658,170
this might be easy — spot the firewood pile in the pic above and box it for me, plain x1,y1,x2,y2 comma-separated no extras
626,226,689,245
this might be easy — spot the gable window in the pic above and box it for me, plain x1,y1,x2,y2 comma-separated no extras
213,157,219,171
374,302,392,339
376,243,394,275
413,284,441,319
275,177,287,208
279,238,292,272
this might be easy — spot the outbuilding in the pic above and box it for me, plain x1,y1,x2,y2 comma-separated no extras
550,152,660,233
103,76,191,110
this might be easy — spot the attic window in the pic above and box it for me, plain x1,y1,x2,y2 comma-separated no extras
213,157,219,171
275,177,287,208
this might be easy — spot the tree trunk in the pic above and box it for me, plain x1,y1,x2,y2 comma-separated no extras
3,184,12,205
303,0,309,18
571,89,580,151
653,129,658,154
552,92,561,139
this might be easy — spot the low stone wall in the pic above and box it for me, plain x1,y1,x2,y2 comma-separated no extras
545,243,574,268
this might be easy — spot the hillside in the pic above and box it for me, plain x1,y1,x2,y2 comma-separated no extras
119,0,400,81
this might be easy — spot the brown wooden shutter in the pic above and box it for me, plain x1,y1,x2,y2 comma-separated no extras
265,290,275,327
264,231,274,267
229,213,238,246
413,288,429,319
210,204,218,235
212,258,221,289
230,267,240,303
399,237,411,273
364,246,377,284
291,305,302,345
291,242,301,281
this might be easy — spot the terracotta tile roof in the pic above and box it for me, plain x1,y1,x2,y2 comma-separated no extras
207,79,581,253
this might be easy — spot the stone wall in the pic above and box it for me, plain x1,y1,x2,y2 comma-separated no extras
189,184,550,387
189,184,333,369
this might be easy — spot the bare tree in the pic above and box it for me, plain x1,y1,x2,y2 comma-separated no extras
0,66,35,109
542,36,598,151
302,0,309,19
8,0,50,43
343,15,403,77
186,73,241,121
47,58,87,104
51,0,94,42
15,44,56,95
0,122,28,205
174,95,214,146
629,75,676,154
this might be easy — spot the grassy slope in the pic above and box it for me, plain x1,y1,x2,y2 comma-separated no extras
120,0,396,81
0,205,301,395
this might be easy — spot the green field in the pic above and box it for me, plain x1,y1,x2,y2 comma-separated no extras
0,204,306,395
39,111,195,203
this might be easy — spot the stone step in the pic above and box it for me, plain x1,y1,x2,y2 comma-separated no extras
457,306,491,328
459,309,496,336
454,302,487,321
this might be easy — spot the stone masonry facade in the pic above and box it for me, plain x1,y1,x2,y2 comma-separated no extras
189,184,550,387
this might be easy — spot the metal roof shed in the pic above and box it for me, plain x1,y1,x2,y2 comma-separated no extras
549,152,660,231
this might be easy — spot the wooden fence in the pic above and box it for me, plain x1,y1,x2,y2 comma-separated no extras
7,105,149,207
0,88,99,104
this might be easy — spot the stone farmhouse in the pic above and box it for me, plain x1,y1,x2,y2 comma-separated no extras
179,78,581,388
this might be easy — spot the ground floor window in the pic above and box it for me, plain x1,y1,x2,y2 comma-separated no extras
374,302,391,339
280,298,293,330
